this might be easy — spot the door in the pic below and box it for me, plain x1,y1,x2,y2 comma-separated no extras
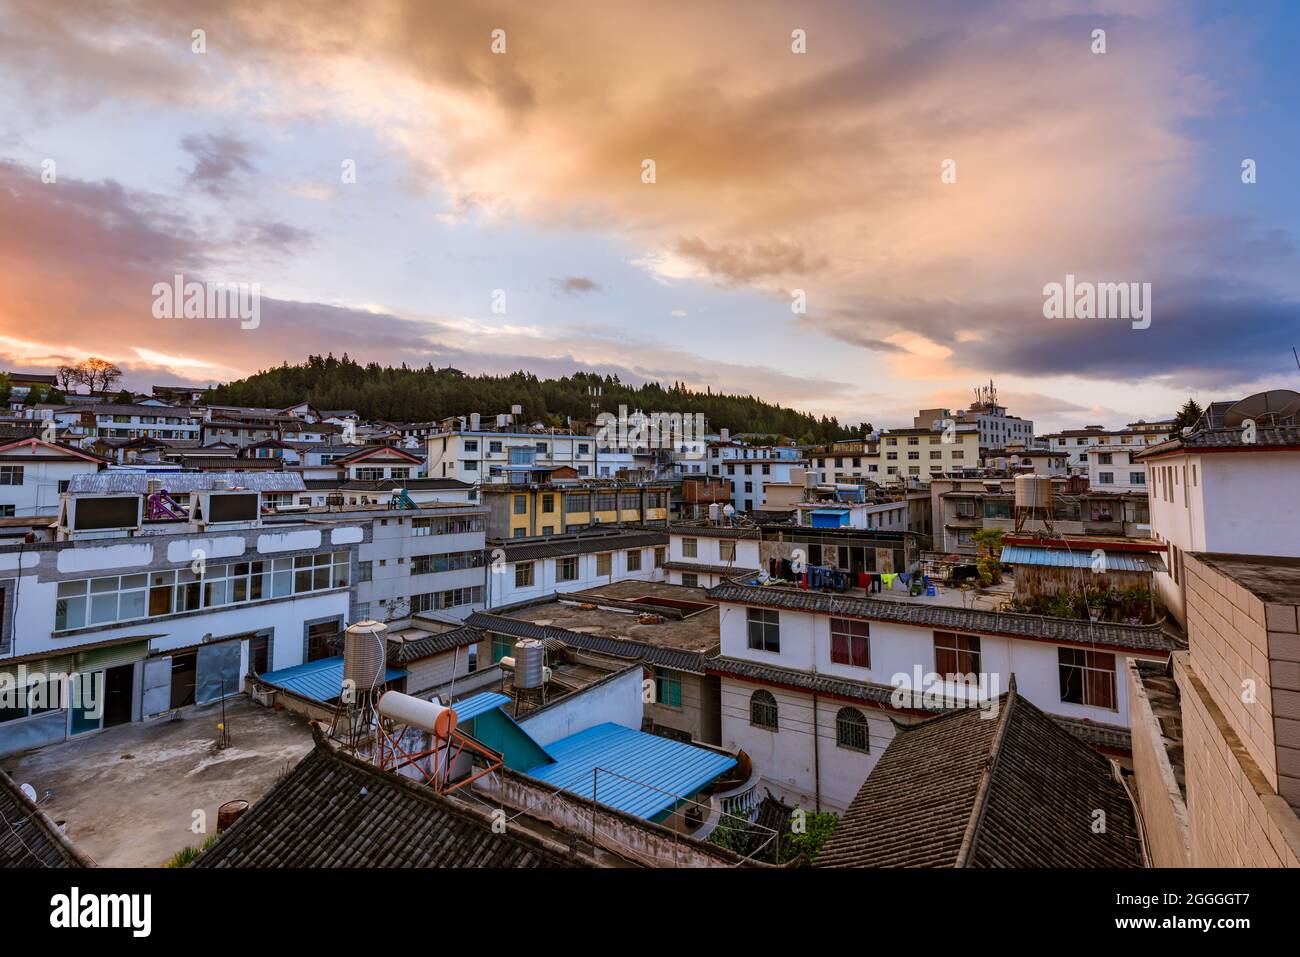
306,620,337,663
104,663,134,727
248,634,270,675
170,652,197,709
195,641,241,705
142,657,172,717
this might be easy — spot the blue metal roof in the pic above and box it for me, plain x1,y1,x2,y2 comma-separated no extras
1001,545,1165,573
259,656,406,703
450,691,511,723
523,723,736,819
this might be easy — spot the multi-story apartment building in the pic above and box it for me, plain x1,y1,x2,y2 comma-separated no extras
664,525,762,588
719,456,808,512
809,439,879,484
705,580,1172,812
1038,420,1175,476
915,383,1034,451
930,476,1150,555
877,426,981,484
0,472,365,757
426,429,597,484
27,402,204,443
478,482,670,539
485,528,668,606
265,502,489,623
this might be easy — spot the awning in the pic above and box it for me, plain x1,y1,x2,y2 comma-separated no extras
1001,545,1166,573
258,656,406,703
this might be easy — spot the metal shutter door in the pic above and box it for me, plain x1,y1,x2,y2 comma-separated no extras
141,657,172,717
195,641,242,705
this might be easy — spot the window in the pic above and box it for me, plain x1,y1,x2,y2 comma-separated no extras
542,494,555,513
1130,472,1145,485
594,492,617,512
835,707,870,752
54,553,351,630
1098,472,1114,485
934,631,981,677
557,556,579,582
412,550,484,574
356,560,372,582
515,562,535,588
830,618,870,668
682,538,698,558
0,506,13,518
0,466,23,485
626,549,642,571
719,540,737,562
681,573,699,588
356,467,383,481
654,546,666,568
747,607,780,652
513,495,528,515
596,552,612,576
1058,648,1117,710
491,633,514,663
489,440,503,454
750,689,778,729
654,668,682,708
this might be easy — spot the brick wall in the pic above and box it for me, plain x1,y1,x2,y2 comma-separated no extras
1267,602,1300,807
1126,659,1191,866
1175,653,1300,867
1182,554,1276,788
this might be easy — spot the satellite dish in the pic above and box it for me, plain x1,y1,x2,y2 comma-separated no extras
1222,390,1300,428
19,782,37,802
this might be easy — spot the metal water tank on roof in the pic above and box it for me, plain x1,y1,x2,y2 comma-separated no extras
1014,475,1053,509
343,619,388,691
513,639,544,689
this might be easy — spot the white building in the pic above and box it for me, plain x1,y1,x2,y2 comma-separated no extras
486,530,667,607
0,438,106,518
0,471,366,757
427,429,597,484
706,583,1172,812
1088,446,1148,492
1138,422,1300,626
26,403,203,444
664,525,761,588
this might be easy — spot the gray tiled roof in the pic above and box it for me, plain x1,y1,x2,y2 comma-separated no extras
669,524,761,540
389,625,483,664
707,654,899,706
1137,426,1300,458
68,471,306,493
704,583,1173,652
466,612,708,672
499,531,667,563
193,732,572,868
662,561,759,576
0,769,92,868
815,686,1143,868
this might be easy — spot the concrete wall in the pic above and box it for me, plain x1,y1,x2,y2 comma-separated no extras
403,646,476,696
517,665,643,746
1175,653,1300,867
1125,659,1191,866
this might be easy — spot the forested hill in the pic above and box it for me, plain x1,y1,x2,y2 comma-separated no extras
204,355,868,444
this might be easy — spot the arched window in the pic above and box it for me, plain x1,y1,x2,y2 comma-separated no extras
836,707,870,752
750,689,778,730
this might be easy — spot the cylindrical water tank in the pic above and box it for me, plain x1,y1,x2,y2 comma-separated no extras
1014,475,1053,509
708,502,721,523
377,691,457,738
344,619,387,690
513,639,544,689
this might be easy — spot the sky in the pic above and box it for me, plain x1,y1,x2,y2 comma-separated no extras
0,0,1298,431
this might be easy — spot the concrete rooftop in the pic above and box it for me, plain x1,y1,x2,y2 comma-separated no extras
1191,552,1300,606
0,698,314,867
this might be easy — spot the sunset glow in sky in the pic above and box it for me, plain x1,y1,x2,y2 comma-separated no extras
2,0,1298,429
